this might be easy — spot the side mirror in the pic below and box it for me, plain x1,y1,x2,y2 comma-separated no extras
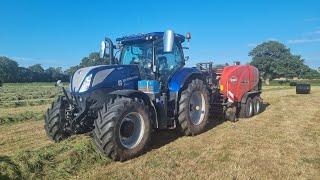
186,32,191,42
99,41,107,59
99,37,114,64
163,30,174,53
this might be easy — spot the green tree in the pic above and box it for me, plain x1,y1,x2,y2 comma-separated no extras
17,67,33,82
65,65,79,76
249,41,318,83
28,64,44,73
45,67,67,81
66,52,109,76
0,56,19,82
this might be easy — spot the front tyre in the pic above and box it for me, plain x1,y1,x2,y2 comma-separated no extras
44,96,71,142
93,97,151,161
178,79,210,136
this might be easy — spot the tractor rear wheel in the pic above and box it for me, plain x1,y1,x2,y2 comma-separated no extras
178,79,210,136
239,97,254,118
93,97,151,161
44,96,71,142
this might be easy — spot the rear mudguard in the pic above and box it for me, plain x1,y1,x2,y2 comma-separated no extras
109,90,159,129
168,68,205,93
168,68,207,117
240,90,262,104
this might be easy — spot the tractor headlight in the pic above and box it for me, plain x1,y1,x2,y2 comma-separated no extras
79,74,92,93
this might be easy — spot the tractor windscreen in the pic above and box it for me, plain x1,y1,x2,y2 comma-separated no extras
120,42,153,79
120,43,153,66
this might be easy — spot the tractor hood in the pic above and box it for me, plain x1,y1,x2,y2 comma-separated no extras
70,65,140,94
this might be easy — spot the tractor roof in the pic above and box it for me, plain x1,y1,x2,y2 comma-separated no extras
116,32,185,44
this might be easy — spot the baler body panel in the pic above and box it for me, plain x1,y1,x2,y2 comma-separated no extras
219,65,259,102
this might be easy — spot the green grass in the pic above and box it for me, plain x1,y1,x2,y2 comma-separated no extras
1,84,320,179
0,83,62,108
0,83,59,125
0,111,42,125
268,79,320,86
0,83,68,125
0,135,110,179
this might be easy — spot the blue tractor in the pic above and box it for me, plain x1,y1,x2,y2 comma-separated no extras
45,30,211,161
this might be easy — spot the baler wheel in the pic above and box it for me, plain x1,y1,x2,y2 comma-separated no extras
252,96,262,115
93,97,151,161
178,79,210,136
44,96,71,142
239,97,254,118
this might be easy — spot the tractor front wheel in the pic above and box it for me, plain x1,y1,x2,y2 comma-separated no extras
93,97,151,161
178,79,210,136
44,96,71,142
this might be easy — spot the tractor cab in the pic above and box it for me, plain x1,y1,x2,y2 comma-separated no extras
100,31,187,87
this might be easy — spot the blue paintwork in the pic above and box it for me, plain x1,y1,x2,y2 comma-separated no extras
117,32,185,44
71,65,141,95
168,67,203,93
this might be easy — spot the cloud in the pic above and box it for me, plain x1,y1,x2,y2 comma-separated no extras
267,38,278,41
314,30,320,34
305,29,320,35
11,56,42,63
8,56,71,68
304,17,319,22
287,38,320,44
247,43,257,47
247,38,278,47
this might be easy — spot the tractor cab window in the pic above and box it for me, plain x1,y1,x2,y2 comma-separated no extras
121,43,153,79
156,42,183,81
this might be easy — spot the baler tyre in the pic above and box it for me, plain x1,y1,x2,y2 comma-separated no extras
178,79,210,136
239,97,254,118
252,96,262,115
93,97,151,161
44,96,71,142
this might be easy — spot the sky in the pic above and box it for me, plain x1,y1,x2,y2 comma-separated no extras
0,0,319,69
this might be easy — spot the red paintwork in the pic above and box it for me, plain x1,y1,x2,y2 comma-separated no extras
219,65,259,102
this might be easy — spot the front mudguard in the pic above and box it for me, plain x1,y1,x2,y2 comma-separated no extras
109,90,159,129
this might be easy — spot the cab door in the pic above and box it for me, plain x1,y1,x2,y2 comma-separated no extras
155,42,184,83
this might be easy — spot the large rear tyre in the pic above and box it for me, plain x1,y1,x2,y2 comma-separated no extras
44,96,71,142
178,79,210,136
93,97,151,161
239,97,254,118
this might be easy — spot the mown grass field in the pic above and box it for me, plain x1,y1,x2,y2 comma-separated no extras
0,83,319,179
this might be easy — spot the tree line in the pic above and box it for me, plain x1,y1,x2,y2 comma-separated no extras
0,41,319,84
0,52,109,83
249,41,320,82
